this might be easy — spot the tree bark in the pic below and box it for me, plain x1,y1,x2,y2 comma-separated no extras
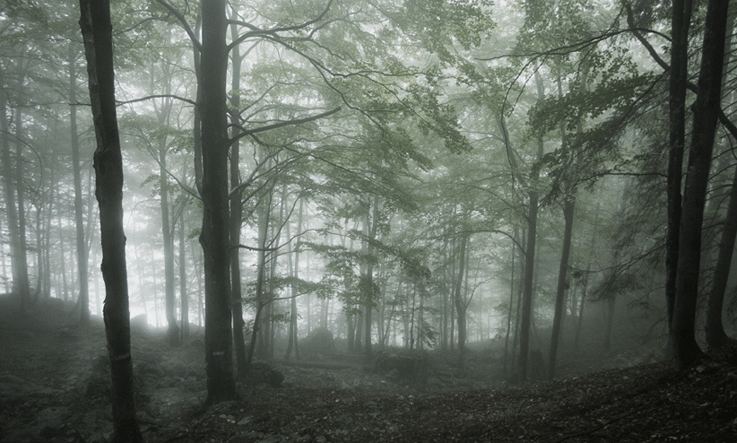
548,196,575,379
69,55,90,325
229,15,247,377
199,0,236,402
0,91,23,310
672,0,730,368
454,233,468,368
665,0,693,347
286,198,303,360
706,163,737,348
13,107,30,311
179,213,189,339
78,0,142,440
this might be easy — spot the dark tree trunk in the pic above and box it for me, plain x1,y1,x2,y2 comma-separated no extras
706,163,737,348
548,196,575,379
0,91,23,310
672,0,730,368
229,17,247,377
665,0,693,347
13,108,30,311
78,1,142,440
199,0,236,402
518,74,545,382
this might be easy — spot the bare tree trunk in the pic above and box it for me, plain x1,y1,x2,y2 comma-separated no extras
0,91,22,309
548,196,575,379
503,227,518,375
454,233,468,368
179,212,189,339
705,160,737,349
229,15,247,377
286,199,303,360
665,0,694,355
13,107,30,311
672,0,730,367
78,0,142,439
199,0,236,401
69,55,90,325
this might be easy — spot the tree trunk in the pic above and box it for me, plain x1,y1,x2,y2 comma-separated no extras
706,164,737,348
69,55,90,325
518,74,545,382
665,0,693,349
229,16,247,377
199,0,236,401
454,233,468,368
159,108,180,346
286,199,303,360
0,91,22,309
503,227,518,375
78,0,142,439
548,196,575,379
179,212,189,339
672,0,730,367
13,107,30,311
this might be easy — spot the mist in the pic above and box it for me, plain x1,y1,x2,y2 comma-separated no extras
1,0,737,441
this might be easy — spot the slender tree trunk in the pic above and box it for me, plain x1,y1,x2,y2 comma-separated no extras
229,17,247,377
672,0,730,367
69,56,90,325
159,116,179,345
548,196,575,379
78,1,142,439
13,107,30,311
179,213,189,339
574,202,599,350
0,91,22,309
503,227,518,375
199,0,236,401
454,233,468,368
286,199,303,360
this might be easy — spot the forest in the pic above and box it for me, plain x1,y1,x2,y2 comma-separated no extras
2,0,737,441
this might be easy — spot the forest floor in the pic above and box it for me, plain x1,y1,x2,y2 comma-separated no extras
1,296,737,442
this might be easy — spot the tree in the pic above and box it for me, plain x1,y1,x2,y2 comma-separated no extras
199,0,236,402
78,0,142,440
672,0,731,368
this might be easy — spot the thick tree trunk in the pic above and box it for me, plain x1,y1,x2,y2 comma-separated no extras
672,0,730,368
199,0,236,401
548,196,575,379
78,1,142,440
665,0,693,347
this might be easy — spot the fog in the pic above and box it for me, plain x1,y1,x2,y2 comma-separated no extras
1,0,737,441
